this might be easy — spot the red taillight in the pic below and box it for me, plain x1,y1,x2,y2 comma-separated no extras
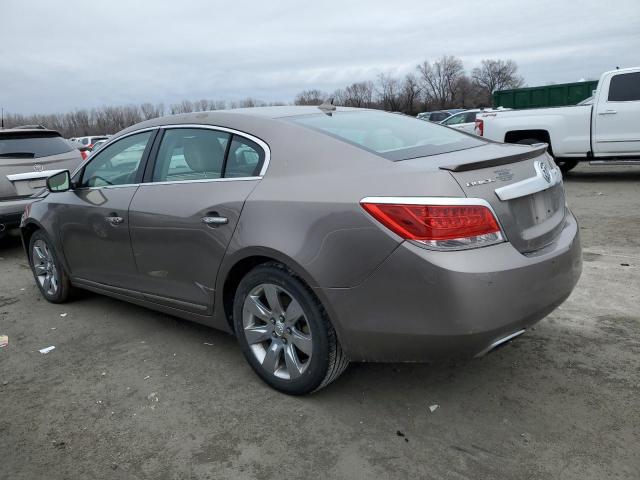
474,119,484,136
361,199,503,250
80,150,88,160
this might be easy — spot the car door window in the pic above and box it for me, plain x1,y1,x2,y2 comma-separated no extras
153,128,230,182
80,131,153,188
225,136,265,178
443,113,466,125
608,72,640,101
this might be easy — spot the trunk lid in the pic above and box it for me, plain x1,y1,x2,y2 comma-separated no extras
439,143,566,253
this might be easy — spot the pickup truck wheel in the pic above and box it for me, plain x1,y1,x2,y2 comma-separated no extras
515,138,578,174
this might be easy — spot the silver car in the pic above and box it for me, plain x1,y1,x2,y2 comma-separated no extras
21,106,582,394
1,127,83,239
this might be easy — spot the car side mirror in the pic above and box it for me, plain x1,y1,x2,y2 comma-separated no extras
46,170,71,193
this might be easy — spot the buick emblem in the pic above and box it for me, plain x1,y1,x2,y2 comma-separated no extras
539,161,551,183
33,163,43,172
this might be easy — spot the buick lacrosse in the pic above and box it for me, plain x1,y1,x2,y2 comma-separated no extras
21,106,582,394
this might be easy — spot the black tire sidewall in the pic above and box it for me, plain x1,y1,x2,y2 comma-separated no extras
28,230,70,303
233,264,331,395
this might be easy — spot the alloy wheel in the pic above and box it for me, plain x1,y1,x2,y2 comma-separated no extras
32,239,59,296
242,283,313,380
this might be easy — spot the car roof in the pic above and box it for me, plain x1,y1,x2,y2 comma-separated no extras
115,106,369,139
0,127,61,136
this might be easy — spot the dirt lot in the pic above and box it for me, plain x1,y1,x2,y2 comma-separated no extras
1,163,638,480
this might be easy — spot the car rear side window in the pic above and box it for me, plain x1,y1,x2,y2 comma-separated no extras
288,110,485,160
429,112,449,122
0,133,74,159
225,136,265,178
153,129,230,182
608,72,640,101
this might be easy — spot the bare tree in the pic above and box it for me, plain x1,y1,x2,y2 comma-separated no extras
400,73,422,115
418,55,465,109
294,89,328,105
334,81,374,108
376,74,404,111
140,102,164,120
471,59,524,95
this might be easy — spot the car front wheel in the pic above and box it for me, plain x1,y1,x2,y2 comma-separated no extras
28,230,72,303
233,262,349,395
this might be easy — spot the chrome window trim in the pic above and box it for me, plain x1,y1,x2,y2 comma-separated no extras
494,159,561,201
69,124,271,192
157,123,271,178
137,177,260,187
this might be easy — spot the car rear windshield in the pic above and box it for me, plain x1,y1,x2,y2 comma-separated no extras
0,132,74,159
287,111,485,160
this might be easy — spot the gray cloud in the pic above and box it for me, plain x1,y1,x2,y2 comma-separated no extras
1,0,639,113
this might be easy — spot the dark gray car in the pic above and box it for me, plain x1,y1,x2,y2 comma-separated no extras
21,106,582,394
1,127,83,238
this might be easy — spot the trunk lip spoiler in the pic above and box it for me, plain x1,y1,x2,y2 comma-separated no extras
439,144,548,172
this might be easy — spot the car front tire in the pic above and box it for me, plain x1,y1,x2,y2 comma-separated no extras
28,230,72,303
233,262,349,395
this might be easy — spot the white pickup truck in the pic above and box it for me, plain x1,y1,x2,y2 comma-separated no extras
475,67,640,172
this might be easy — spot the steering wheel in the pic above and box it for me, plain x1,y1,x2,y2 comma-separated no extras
90,175,113,186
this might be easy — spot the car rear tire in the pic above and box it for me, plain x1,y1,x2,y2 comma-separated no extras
233,262,349,395
28,230,72,303
515,138,578,174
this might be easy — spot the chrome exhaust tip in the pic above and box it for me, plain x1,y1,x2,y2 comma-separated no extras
475,329,526,358
0,224,6,233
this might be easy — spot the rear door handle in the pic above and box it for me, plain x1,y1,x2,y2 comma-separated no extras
599,110,617,115
201,216,228,226
105,215,124,225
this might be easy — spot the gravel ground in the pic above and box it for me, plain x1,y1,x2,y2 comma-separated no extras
1,163,639,480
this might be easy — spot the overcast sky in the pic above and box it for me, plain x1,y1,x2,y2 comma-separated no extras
1,0,639,114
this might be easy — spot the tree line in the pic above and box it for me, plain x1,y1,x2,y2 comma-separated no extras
2,56,523,137
295,56,524,114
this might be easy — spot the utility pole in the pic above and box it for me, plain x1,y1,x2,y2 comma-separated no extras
1,107,4,129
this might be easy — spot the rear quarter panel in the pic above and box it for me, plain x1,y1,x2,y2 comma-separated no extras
221,122,467,290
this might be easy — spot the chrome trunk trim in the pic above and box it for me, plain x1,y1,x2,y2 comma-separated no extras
494,160,561,201
6,169,64,182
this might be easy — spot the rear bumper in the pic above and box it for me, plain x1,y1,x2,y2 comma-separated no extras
319,210,582,362
0,198,32,231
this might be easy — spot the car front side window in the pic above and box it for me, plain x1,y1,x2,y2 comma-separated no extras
79,131,153,188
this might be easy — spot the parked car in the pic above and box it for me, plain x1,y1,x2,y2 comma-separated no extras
75,135,109,150
89,139,108,153
417,109,462,122
440,108,508,134
0,127,83,239
21,106,582,394
475,66,640,172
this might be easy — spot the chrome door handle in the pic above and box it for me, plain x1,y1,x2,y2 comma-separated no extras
201,216,228,226
105,216,124,225
599,110,617,115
